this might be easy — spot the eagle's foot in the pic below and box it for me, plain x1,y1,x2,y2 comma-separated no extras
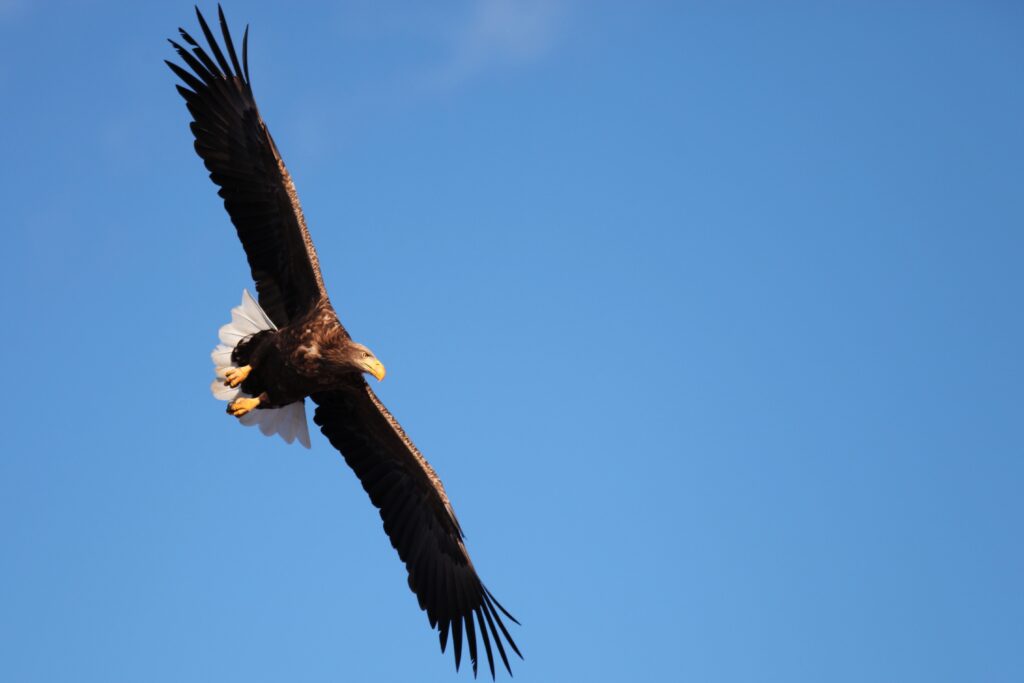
227,396,260,417
224,364,252,388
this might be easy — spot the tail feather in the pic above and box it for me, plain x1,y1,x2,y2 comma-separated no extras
211,290,311,449
211,344,233,370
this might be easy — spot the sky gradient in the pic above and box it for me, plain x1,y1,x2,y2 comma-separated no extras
1,2,1022,681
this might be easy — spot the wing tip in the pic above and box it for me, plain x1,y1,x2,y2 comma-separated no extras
436,587,522,678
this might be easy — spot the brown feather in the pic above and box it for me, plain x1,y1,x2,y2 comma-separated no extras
313,384,521,676
166,7,325,326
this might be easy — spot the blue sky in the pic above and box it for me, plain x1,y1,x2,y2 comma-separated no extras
1,1,1022,681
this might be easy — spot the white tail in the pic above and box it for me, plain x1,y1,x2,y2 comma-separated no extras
210,290,311,448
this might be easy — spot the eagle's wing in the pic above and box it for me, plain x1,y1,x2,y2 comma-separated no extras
167,6,326,327
313,384,522,678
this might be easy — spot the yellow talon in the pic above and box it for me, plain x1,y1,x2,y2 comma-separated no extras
224,364,252,388
227,396,260,417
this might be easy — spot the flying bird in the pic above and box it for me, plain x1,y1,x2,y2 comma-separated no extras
166,6,521,678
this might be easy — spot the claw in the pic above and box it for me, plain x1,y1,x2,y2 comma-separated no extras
224,364,252,388
227,396,260,417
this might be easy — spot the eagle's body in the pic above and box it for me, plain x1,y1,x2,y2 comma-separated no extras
231,300,362,408
167,6,521,678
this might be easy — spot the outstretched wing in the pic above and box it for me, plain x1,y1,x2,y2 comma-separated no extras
167,6,326,327
313,384,522,678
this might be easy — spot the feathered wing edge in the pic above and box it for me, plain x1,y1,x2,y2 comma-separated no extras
313,387,522,678
210,290,311,448
166,4,327,328
438,584,523,680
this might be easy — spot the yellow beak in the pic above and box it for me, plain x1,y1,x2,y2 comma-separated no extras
366,358,386,382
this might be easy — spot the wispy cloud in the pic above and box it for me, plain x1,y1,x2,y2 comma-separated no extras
266,2,570,164
426,0,569,90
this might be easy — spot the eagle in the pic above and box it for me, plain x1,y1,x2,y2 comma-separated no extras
166,6,521,678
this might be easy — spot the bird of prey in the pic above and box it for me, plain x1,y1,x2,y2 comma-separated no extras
166,6,521,678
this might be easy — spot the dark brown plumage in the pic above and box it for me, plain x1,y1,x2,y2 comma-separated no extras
167,6,520,677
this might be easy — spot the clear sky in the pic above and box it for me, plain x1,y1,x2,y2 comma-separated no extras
1,1,1022,681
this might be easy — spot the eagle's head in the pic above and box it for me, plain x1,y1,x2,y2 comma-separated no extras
339,341,386,381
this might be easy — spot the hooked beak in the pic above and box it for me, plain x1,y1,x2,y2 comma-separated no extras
364,357,386,382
